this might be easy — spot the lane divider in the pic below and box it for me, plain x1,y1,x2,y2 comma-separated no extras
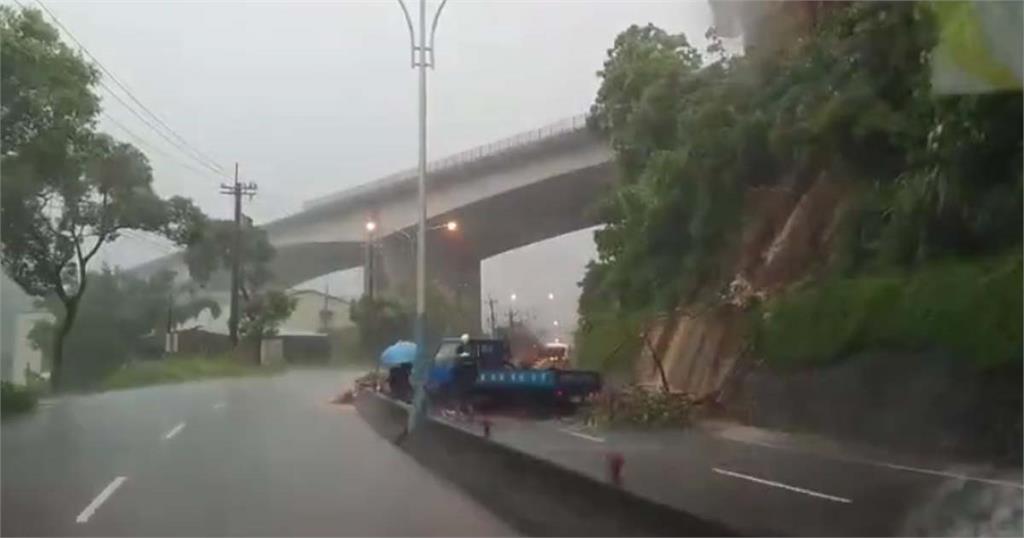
560,428,606,444
163,422,185,440
75,476,126,523
212,402,226,410
712,467,852,504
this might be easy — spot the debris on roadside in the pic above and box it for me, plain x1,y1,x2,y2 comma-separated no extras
354,370,386,391
331,389,355,405
581,385,718,428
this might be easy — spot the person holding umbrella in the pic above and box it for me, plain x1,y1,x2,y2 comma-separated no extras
380,341,416,402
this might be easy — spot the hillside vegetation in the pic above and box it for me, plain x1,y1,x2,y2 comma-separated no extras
577,2,1021,372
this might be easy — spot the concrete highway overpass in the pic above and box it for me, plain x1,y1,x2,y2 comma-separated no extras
134,115,616,331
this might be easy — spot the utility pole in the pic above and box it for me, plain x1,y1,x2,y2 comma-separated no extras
220,163,257,346
486,295,498,335
366,238,375,301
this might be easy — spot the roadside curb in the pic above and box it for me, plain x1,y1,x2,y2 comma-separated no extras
355,390,738,537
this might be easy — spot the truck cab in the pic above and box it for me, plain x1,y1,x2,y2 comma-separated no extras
427,336,510,395
427,335,601,408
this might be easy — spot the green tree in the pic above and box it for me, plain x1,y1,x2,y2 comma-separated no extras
239,290,295,341
349,296,410,357
183,218,279,352
580,3,1020,372
183,219,275,300
28,268,220,388
154,272,223,335
1,6,206,390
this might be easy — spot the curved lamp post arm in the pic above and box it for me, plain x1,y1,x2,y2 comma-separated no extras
396,0,417,67
428,0,449,69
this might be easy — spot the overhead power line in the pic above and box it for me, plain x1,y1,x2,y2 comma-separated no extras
0,8,219,183
101,111,225,184
33,0,229,178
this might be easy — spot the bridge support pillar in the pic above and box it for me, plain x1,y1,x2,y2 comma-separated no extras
428,236,482,337
369,233,482,337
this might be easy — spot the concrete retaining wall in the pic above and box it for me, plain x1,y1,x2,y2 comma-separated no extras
354,391,737,537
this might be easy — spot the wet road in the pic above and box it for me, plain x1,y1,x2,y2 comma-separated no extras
1,370,513,537
432,409,1024,536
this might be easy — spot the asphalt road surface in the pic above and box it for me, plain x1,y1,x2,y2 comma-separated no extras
434,410,1024,536
1,370,513,537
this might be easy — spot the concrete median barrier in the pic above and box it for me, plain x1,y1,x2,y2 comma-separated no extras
355,390,738,537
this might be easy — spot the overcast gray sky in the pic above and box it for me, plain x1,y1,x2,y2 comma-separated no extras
25,0,715,335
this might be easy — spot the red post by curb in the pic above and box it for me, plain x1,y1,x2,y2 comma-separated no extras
607,452,624,486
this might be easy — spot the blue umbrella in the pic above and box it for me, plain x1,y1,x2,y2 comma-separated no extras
379,341,417,367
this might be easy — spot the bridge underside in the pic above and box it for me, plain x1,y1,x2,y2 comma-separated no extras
149,159,615,337
266,160,615,334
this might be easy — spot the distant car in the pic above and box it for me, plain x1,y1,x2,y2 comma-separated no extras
532,342,570,370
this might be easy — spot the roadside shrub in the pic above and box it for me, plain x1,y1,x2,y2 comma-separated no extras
1,382,38,418
755,253,1023,369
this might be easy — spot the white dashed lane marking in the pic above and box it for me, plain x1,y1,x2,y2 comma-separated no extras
559,428,606,443
713,467,852,504
75,476,126,523
162,422,185,440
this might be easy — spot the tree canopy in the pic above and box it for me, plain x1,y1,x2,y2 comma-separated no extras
578,3,1022,366
28,268,220,388
1,6,206,389
184,219,275,299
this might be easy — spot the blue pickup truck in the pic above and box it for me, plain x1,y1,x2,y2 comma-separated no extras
426,336,602,408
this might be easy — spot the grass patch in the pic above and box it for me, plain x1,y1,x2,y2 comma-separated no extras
101,355,283,391
1,382,39,418
754,253,1023,369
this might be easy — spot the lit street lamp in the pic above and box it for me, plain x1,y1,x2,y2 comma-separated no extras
363,221,378,299
427,220,458,232
553,320,560,327
510,293,517,302
547,292,554,301
374,220,458,250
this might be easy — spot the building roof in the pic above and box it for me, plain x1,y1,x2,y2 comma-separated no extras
288,289,353,304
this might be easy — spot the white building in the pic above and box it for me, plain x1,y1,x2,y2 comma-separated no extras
281,289,354,334
1,273,51,385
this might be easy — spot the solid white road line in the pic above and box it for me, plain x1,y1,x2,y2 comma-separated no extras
870,461,1024,490
75,476,126,523
712,467,852,504
560,428,606,443
720,435,1024,489
163,422,185,440
212,402,226,410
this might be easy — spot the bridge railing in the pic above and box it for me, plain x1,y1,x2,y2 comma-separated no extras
305,113,588,209
425,113,588,174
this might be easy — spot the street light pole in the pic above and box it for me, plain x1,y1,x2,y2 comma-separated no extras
397,0,449,433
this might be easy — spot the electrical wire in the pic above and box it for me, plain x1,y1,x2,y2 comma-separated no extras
33,0,230,178
101,111,226,184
